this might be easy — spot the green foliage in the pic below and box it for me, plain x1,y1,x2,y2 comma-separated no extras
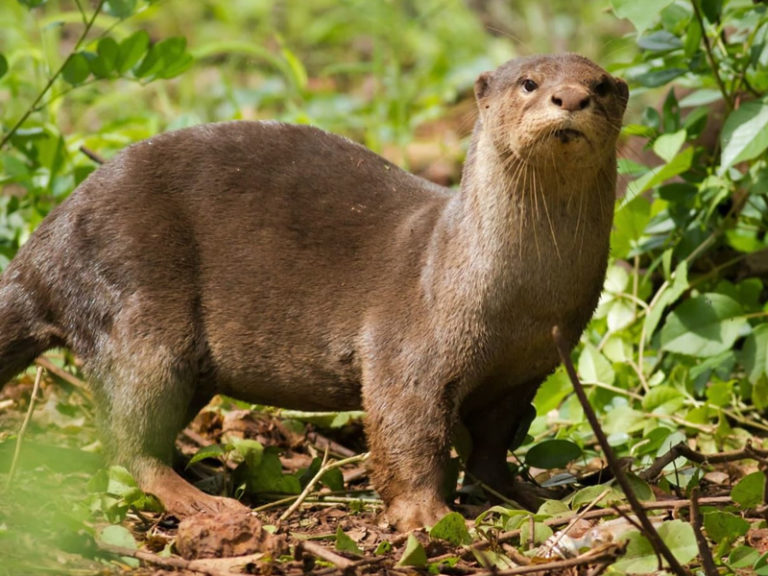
611,520,698,574
527,0,768,486
335,526,363,556
397,534,428,568
429,511,473,546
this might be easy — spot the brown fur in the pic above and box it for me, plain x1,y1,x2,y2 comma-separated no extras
0,54,627,529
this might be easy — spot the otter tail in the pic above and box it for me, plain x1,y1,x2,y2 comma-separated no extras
0,270,55,387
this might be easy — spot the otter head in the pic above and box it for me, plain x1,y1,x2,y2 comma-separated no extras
474,54,628,169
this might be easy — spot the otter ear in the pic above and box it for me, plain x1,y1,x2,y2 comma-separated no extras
474,71,493,104
614,77,629,109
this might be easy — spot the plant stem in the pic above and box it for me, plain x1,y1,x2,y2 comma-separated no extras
691,0,732,111
0,0,106,151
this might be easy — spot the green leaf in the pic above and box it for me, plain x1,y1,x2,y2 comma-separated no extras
644,261,689,341
729,546,761,569
612,520,697,573
105,0,137,18
660,293,748,357
240,446,300,495
230,437,264,468
624,146,694,202
19,0,48,6
700,0,723,23
637,31,683,52
106,465,141,499
578,343,615,385
703,510,749,545
187,443,227,466
525,439,582,469
612,196,652,258
117,30,150,74
135,37,193,80
533,369,571,415
0,54,8,80
335,526,362,556
741,324,768,385
429,512,472,546
653,130,686,162
99,525,139,567
397,534,427,567
641,385,685,413
633,67,687,88
732,471,766,509
721,99,768,173
611,0,673,32
62,52,91,85
90,37,119,78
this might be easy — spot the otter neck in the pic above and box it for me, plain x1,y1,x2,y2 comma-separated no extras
423,124,616,322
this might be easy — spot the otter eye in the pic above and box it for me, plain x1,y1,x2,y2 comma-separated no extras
595,80,611,96
521,79,538,93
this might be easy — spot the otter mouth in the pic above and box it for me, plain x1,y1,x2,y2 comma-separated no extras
553,128,584,143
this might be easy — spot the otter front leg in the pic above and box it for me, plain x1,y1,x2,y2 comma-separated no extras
462,385,540,509
362,367,454,530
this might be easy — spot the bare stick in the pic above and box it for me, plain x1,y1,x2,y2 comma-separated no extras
690,488,718,576
79,145,105,165
97,541,264,576
552,325,690,576
474,546,622,576
6,366,44,488
298,540,356,572
35,356,89,393
638,440,768,481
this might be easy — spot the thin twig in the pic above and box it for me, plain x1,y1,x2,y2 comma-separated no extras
278,451,369,523
79,145,105,164
552,325,690,576
6,366,44,488
0,0,107,150
691,0,732,110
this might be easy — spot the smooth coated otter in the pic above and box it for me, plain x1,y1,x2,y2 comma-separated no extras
0,54,627,530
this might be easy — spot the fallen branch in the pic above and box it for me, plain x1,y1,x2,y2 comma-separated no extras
552,325,690,576
98,541,264,576
638,440,768,481
474,545,623,576
298,540,356,572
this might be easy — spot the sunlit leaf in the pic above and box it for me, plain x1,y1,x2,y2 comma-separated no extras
660,293,748,357
429,512,472,545
610,0,674,32
721,99,768,173
335,526,362,555
398,534,427,567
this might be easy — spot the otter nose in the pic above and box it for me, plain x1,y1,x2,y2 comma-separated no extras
551,87,591,112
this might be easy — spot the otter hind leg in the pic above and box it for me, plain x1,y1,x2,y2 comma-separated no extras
92,322,245,517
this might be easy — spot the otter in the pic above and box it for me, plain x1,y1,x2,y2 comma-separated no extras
0,54,628,530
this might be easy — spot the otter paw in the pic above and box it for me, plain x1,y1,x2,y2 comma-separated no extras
383,496,452,531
